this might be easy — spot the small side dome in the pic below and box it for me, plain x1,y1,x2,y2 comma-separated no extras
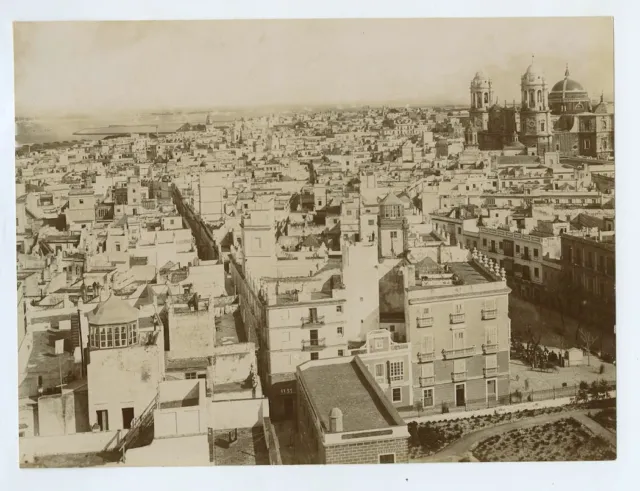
523,58,546,83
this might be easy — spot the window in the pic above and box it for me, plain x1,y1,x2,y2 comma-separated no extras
347,210,352,216
421,335,434,354
197,374,206,379
534,267,539,278
482,238,487,247
453,330,465,349
185,372,197,380
389,361,404,381
79,199,84,205
389,325,396,332
337,327,343,337
375,363,385,379
390,231,398,239
516,245,520,254
368,219,375,226
486,354,498,369
485,325,498,346
106,328,114,348
423,388,434,407
170,219,174,225
115,244,121,252
379,454,395,464
338,350,344,357
499,241,503,250
392,388,402,403
129,326,138,345
310,352,319,361
453,303,463,314
534,248,539,258
541,122,545,132
584,140,591,150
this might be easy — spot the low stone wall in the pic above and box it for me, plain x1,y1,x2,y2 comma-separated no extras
263,417,282,465
405,391,616,424
20,429,125,462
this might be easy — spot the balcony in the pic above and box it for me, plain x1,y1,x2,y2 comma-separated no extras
442,346,476,359
419,376,435,387
301,315,325,328
417,351,436,363
416,316,434,328
482,343,499,354
449,313,466,324
483,367,498,377
302,338,326,351
452,371,467,382
521,253,532,261
481,309,497,320
391,342,410,351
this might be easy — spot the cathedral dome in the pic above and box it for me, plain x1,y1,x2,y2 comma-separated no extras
548,65,591,115
551,78,585,93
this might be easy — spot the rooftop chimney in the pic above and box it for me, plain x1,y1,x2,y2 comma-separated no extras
329,407,343,433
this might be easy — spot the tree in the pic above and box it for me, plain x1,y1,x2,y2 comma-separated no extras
580,329,599,366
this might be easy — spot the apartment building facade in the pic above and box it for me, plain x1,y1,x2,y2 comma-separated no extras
403,255,511,412
560,232,616,332
478,226,561,302
350,329,413,408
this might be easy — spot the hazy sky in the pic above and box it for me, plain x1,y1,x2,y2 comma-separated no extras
13,18,614,116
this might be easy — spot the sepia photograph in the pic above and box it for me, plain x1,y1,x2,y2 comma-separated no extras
13,17,616,468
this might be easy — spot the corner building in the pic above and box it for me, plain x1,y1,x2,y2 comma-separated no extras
403,254,511,411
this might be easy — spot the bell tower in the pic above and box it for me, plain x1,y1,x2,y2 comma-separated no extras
520,56,552,155
469,71,493,132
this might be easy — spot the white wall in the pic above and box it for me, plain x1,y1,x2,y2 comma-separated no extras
209,398,269,431
20,430,125,462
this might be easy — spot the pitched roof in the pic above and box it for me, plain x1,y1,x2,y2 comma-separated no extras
87,294,139,326
379,192,404,207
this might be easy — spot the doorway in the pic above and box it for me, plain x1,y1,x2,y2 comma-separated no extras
283,397,294,419
97,410,109,431
455,384,466,407
309,308,318,323
310,329,318,347
487,380,497,404
122,407,135,430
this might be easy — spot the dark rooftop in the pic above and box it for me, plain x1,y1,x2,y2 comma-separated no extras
19,330,77,399
300,360,398,433
165,356,210,372
447,262,494,286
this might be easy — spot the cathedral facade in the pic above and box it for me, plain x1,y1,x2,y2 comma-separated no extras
466,62,614,160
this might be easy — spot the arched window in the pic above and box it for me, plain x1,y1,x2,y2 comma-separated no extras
484,93,489,104
537,90,542,103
